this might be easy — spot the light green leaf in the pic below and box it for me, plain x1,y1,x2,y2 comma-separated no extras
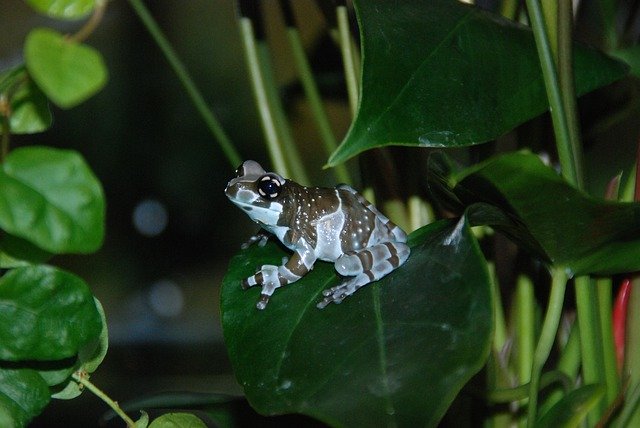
25,28,108,108
148,413,207,428
0,146,105,254
25,0,95,20
0,265,102,361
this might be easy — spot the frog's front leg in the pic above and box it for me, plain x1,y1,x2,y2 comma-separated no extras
243,245,317,310
317,241,410,308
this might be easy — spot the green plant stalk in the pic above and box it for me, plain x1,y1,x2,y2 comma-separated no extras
489,263,507,353
285,26,352,185
336,5,359,117
127,0,241,169
407,196,433,233
540,0,558,59
574,276,607,423
238,17,290,178
72,372,136,427
525,0,581,188
527,268,567,428
516,275,535,385
256,42,309,185
624,276,640,426
616,382,640,428
500,0,519,20
596,277,620,406
541,323,581,413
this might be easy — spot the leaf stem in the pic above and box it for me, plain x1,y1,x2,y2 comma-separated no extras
72,371,136,427
336,5,359,118
527,268,567,427
127,0,241,168
69,0,107,43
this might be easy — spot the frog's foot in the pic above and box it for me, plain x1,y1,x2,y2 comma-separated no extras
317,275,369,308
240,231,270,250
241,264,283,309
317,242,410,309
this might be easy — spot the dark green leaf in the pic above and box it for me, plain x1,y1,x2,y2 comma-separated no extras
327,0,626,166
221,218,492,427
0,234,52,267
25,0,95,19
0,368,50,427
428,151,640,275
536,384,604,428
0,66,52,135
611,46,640,78
25,28,107,108
0,146,105,254
148,413,207,428
0,265,102,361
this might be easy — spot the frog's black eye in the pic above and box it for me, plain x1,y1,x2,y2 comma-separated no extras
235,163,245,177
257,175,281,199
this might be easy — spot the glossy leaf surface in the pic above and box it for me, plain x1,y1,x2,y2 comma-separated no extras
222,218,492,427
0,146,105,254
428,152,640,275
25,0,95,19
0,265,102,361
0,368,50,427
25,28,107,108
327,0,626,166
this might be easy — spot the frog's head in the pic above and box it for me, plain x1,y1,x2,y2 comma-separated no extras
225,160,287,227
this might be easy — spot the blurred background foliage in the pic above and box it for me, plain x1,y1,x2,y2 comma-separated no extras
1,0,353,425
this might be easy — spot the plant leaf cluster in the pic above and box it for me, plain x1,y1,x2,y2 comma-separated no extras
221,0,640,426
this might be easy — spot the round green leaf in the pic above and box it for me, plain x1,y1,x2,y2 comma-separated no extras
0,265,102,361
148,413,207,428
25,28,108,109
0,66,52,135
327,0,627,166
52,297,109,400
25,0,95,19
221,218,492,426
0,368,50,427
0,146,105,254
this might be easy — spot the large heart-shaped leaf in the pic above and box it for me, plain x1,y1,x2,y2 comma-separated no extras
427,151,640,275
0,368,50,427
327,0,627,166
0,146,105,254
222,218,492,426
25,28,107,109
0,265,102,361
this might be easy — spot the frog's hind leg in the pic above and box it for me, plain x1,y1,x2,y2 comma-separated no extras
317,241,410,308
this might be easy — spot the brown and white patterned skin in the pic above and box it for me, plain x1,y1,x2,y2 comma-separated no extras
225,160,410,309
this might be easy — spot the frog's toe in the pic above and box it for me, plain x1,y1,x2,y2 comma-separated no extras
256,294,270,310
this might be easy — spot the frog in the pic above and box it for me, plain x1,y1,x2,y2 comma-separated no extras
225,160,410,310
